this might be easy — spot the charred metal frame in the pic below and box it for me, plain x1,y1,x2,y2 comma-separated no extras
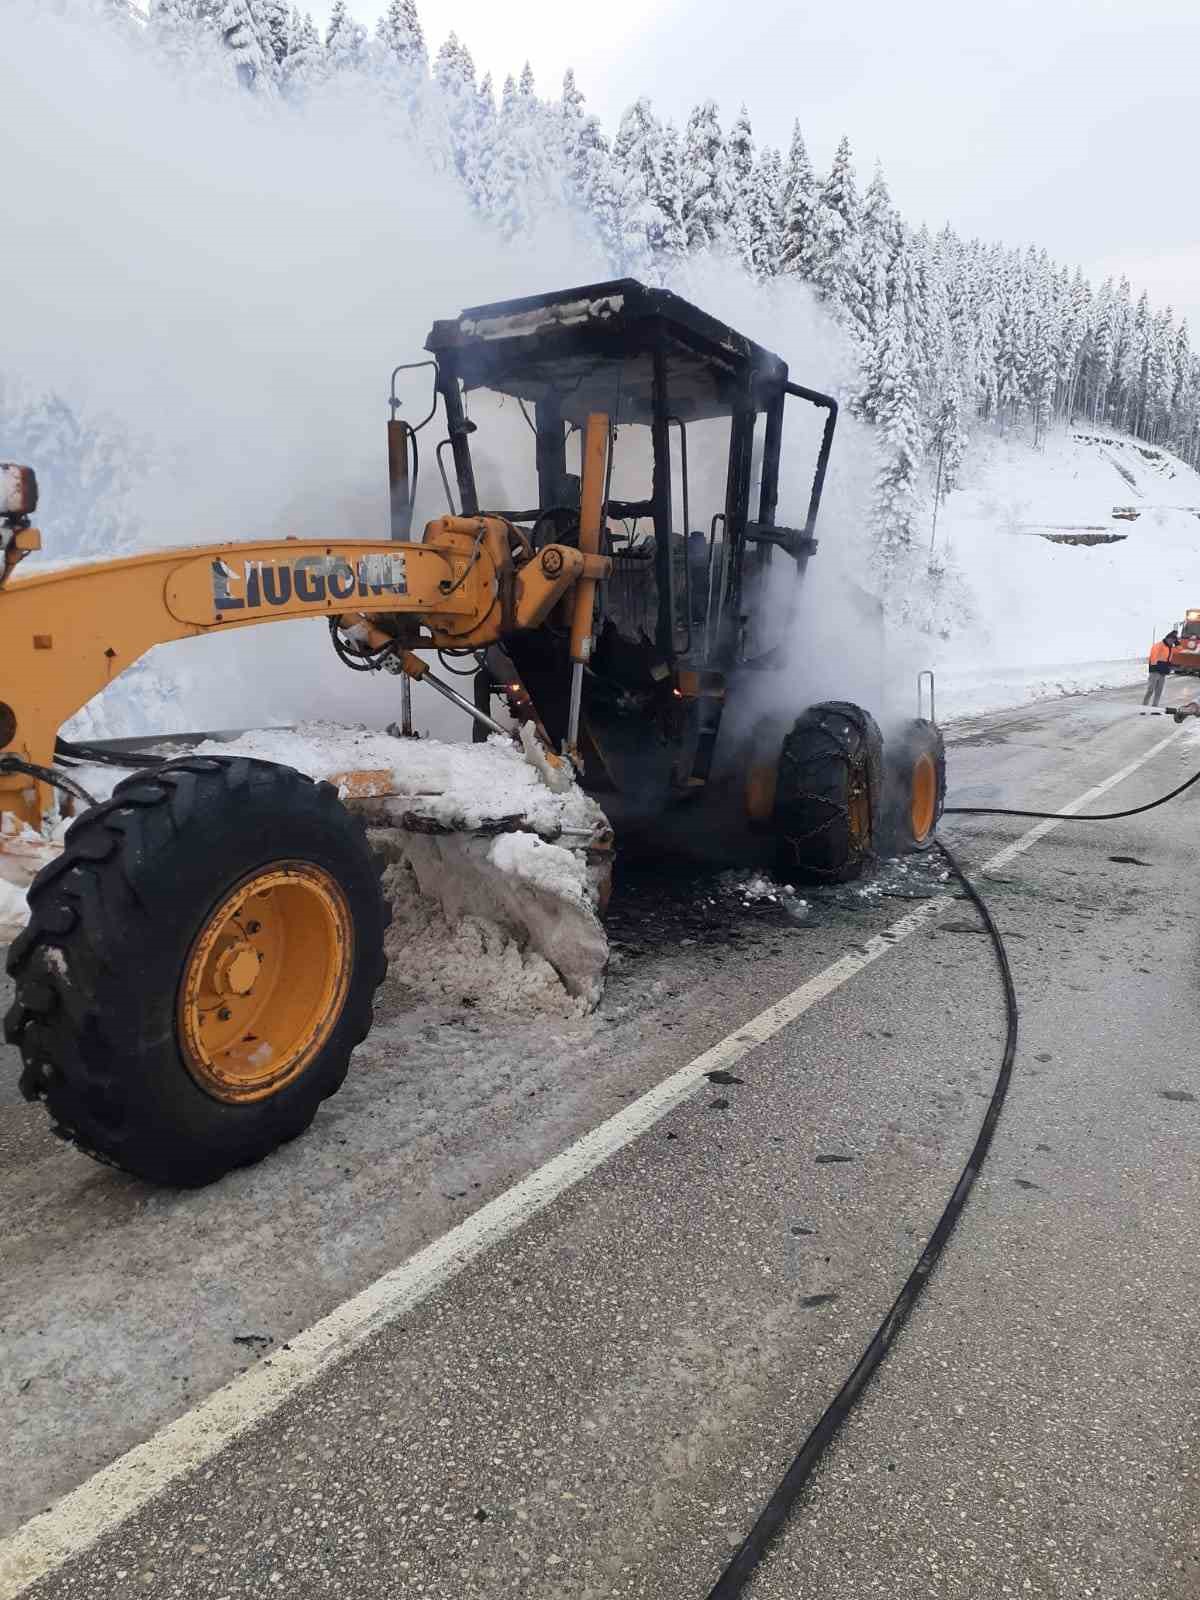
425,281,840,676
650,340,675,658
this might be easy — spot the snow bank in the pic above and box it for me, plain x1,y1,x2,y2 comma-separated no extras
931,428,1200,685
936,657,1143,721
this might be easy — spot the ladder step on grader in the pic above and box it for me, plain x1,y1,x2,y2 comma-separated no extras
0,279,945,1186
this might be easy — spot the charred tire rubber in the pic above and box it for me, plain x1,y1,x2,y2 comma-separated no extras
881,717,946,854
773,701,883,884
5,756,389,1188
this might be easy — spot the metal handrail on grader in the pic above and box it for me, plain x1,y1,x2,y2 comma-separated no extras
1,279,944,1186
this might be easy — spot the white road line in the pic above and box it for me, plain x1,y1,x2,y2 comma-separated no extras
0,725,1184,1597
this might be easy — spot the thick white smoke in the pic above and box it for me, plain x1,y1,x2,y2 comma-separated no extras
1,3,606,735
3,2,914,752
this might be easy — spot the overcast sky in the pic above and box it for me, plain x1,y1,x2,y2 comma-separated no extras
315,0,1200,330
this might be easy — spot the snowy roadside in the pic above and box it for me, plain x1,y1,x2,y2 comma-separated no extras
934,657,1143,721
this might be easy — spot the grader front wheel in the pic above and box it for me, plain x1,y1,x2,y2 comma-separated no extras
5,757,389,1187
177,861,355,1105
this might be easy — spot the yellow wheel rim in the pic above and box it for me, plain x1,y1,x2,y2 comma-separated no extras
847,765,872,848
178,862,353,1105
910,752,938,843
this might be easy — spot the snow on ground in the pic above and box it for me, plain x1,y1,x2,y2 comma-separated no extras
935,657,1143,721
929,426,1200,718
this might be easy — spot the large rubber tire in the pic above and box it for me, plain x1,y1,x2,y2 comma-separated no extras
5,756,389,1188
774,701,883,883
881,717,946,855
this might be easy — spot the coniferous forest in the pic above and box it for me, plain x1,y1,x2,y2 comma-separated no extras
17,0,1200,564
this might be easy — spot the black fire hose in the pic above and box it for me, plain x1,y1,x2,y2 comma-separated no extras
706,755,1200,1597
943,763,1200,822
704,839,1017,1598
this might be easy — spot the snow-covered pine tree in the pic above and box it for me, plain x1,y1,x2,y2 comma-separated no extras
218,0,270,89
1146,308,1175,442
489,76,532,238
1107,277,1135,428
1085,278,1115,423
937,227,977,423
931,378,967,503
680,100,731,254
147,0,209,73
279,8,324,92
1026,303,1055,447
887,227,926,355
461,73,497,211
258,0,289,69
489,67,557,240
994,257,1027,428
969,245,1001,422
0,386,143,561
612,98,669,272
375,0,426,77
1118,289,1151,434
516,62,558,209
553,69,621,265
799,135,863,324
433,32,480,189
1170,318,1193,447
919,233,968,485
724,106,756,275
746,146,782,281
1058,267,1092,422
650,121,688,263
325,0,367,74
778,121,815,278
856,163,897,349
555,66,587,181
871,304,924,557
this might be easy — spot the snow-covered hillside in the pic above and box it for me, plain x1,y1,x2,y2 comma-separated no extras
928,426,1200,717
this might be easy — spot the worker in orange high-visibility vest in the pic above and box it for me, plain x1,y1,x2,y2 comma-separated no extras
1142,630,1180,710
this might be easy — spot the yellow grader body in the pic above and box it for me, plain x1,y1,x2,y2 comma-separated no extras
0,514,608,828
1,280,944,1188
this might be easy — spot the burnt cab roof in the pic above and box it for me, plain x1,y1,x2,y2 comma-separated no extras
424,278,789,426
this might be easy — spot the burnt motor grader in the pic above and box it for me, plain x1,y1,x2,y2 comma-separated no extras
1,279,944,1186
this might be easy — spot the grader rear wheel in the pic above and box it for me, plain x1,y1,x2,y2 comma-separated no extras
881,718,946,854
773,701,883,884
5,756,389,1187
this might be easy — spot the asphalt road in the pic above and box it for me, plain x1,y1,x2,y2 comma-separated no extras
1,686,1198,1598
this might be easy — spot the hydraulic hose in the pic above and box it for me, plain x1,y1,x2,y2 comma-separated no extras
707,749,1200,1595
704,838,1018,1598
944,762,1200,821
0,755,99,810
